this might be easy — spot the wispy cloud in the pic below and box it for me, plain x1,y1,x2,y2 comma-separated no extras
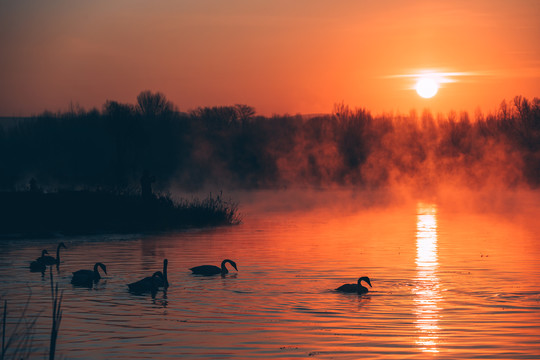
386,66,540,82
385,70,483,82
384,69,484,90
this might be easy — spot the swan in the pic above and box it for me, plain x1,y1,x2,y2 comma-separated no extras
71,262,107,287
127,259,169,293
190,259,238,276
336,276,372,295
29,250,48,272
40,242,67,268
128,271,164,295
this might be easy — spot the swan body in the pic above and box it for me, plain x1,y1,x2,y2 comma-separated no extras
71,262,107,287
190,259,237,276
29,261,46,273
128,271,164,295
29,250,49,272
40,242,67,267
336,276,372,295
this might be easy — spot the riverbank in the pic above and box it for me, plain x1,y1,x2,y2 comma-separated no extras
0,190,241,237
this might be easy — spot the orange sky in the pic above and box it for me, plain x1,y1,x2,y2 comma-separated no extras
1,0,539,117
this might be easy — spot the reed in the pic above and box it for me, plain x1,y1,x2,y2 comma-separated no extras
0,297,38,360
0,268,63,360
48,268,63,360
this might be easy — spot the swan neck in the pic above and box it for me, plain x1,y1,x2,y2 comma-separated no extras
221,260,229,274
163,260,169,287
94,263,104,276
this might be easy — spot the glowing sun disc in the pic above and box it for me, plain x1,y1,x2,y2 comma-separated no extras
415,77,439,98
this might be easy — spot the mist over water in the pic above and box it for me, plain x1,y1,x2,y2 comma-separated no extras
0,93,538,193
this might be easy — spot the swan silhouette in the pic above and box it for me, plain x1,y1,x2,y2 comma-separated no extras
128,271,164,295
336,276,372,295
40,242,67,268
71,262,107,287
190,259,238,276
29,250,48,273
127,259,169,294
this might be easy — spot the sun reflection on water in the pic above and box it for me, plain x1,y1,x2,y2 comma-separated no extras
415,203,441,353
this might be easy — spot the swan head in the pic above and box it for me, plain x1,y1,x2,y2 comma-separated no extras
227,259,238,271
95,262,107,275
41,250,49,256
358,276,372,288
58,242,67,250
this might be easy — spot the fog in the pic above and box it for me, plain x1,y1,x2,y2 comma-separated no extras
0,91,538,211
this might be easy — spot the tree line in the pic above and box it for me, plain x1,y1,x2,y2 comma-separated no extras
0,91,538,192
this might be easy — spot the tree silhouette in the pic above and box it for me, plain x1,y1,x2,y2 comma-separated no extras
234,104,256,126
136,90,174,118
0,92,538,191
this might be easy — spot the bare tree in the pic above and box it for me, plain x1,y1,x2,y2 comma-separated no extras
136,91,174,118
234,104,256,124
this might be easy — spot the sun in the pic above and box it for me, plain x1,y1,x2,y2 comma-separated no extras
415,76,439,98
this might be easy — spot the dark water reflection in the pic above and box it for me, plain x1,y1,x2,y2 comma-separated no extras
0,194,539,359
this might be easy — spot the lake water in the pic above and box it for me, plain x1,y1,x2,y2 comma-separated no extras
1,190,539,359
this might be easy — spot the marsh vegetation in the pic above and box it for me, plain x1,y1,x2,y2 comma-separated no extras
0,190,240,236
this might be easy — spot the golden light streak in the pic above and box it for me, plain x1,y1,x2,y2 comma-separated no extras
414,203,441,353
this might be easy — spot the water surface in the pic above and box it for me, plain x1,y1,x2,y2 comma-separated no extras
0,192,539,359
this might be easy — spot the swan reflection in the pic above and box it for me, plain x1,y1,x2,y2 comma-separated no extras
414,203,441,353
